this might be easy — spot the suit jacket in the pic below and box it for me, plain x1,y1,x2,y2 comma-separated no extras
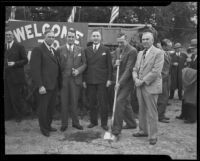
170,52,187,89
112,44,138,86
58,45,86,86
4,41,28,84
161,50,171,81
30,43,61,90
83,44,112,84
133,45,164,94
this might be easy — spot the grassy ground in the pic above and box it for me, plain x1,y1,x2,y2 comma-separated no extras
5,96,197,158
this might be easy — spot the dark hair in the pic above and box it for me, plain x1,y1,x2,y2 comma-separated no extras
117,32,127,39
91,29,101,34
44,28,54,35
161,39,170,47
67,27,76,34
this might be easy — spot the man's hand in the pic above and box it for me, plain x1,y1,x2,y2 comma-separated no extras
135,78,144,87
83,82,87,89
173,62,178,66
106,80,112,87
115,82,120,91
72,68,79,76
132,72,137,80
39,86,47,95
7,61,15,67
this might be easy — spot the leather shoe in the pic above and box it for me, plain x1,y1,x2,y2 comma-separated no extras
132,132,148,137
159,118,170,123
149,138,157,145
87,123,98,128
122,125,137,129
176,115,184,120
101,125,109,131
72,124,83,130
109,134,119,142
162,116,170,120
60,126,68,132
41,129,50,137
49,127,57,132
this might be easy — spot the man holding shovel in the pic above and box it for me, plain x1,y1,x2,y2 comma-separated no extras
107,33,138,142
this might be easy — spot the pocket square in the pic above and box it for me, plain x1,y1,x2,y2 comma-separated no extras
78,53,81,56
102,52,106,56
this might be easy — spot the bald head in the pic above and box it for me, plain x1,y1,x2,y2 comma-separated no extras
142,32,154,49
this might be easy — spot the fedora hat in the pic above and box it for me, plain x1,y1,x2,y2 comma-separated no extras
174,43,182,49
188,39,197,49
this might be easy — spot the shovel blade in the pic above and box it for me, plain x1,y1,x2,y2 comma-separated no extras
103,131,112,140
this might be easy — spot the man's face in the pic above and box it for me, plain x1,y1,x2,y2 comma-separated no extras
191,48,197,55
91,31,101,44
44,31,55,46
142,32,154,49
66,31,76,45
5,31,14,43
175,48,181,53
117,36,128,50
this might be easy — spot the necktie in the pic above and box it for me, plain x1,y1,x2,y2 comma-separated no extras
7,43,10,50
49,47,54,56
143,49,147,59
93,45,97,53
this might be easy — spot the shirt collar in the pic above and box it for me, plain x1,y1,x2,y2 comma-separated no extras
66,44,74,51
145,45,153,57
8,40,14,48
93,43,100,50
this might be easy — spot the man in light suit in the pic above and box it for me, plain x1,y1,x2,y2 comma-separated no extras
132,31,164,145
58,28,86,132
30,29,61,137
83,29,112,131
4,30,28,122
110,33,138,141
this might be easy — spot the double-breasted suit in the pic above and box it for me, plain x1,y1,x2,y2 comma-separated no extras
30,42,61,133
58,44,86,127
4,41,28,120
83,44,112,126
133,45,164,140
111,44,138,135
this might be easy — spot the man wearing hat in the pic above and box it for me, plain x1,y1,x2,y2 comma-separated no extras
169,42,187,100
185,39,197,69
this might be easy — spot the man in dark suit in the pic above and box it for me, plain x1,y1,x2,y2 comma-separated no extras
4,30,28,122
110,33,138,141
30,29,61,137
169,43,187,100
157,39,172,123
83,29,112,131
132,31,164,145
58,28,86,132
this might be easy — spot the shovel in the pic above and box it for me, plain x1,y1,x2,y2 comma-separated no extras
103,60,120,141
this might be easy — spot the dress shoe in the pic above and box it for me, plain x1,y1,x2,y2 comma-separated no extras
149,138,157,145
132,132,148,137
159,118,170,123
87,123,98,128
49,127,57,132
72,124,83,130
163,116,170,120
176,115,184,120
101,125,109,131
184,120,196,124
60,126,68,132
41,129,50,137
109,134,119,142
122,125,137,129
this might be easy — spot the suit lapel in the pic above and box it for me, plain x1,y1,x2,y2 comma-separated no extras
41,43,58,64
143,46,155,68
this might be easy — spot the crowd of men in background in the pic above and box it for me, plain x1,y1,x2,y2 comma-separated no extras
4,27,197,145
